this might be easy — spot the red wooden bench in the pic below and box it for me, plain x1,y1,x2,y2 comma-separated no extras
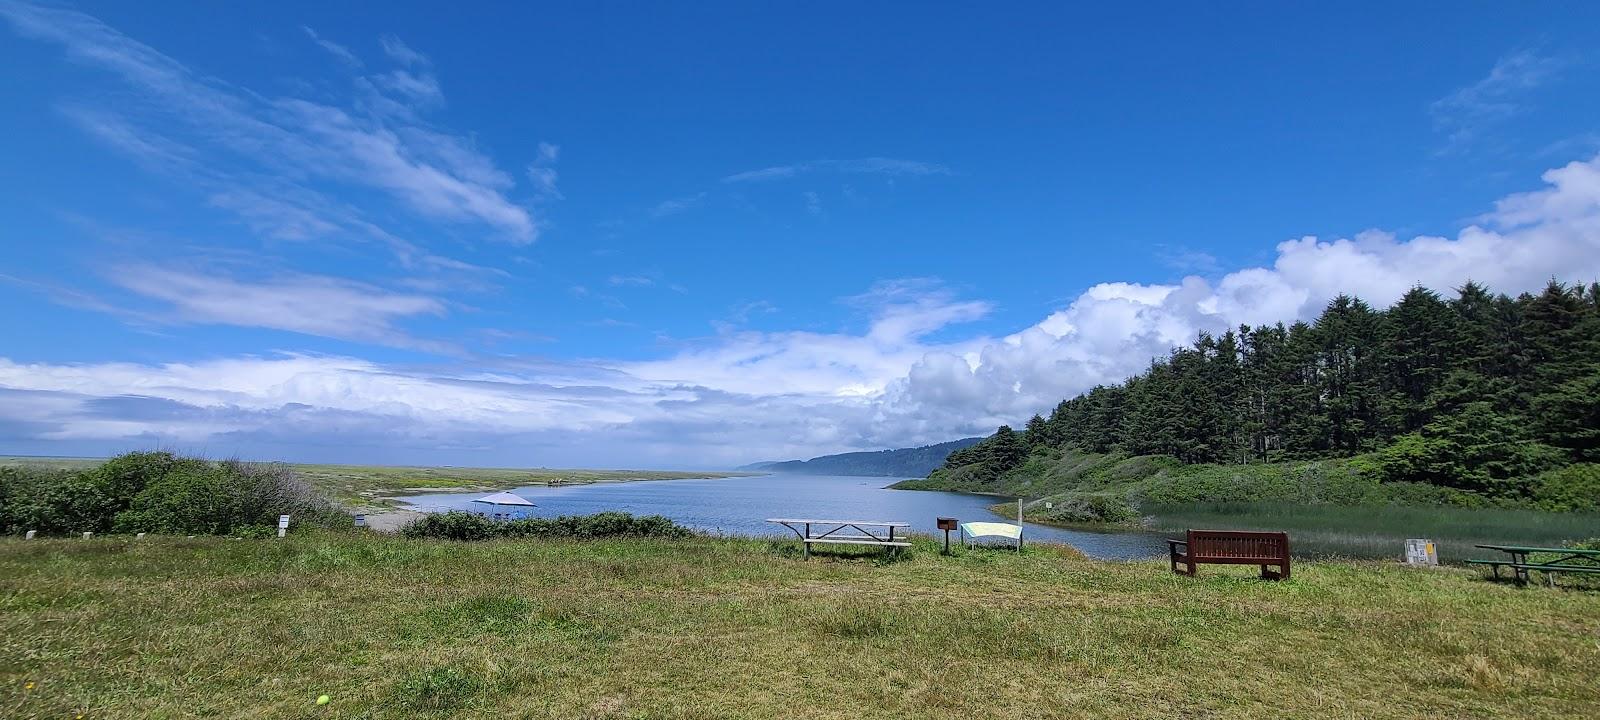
1168,530,1291,580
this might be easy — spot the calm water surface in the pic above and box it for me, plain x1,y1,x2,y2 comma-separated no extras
394,473,1168,560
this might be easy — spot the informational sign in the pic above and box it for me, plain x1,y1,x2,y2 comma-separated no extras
354,514,367,528
1404,538,1438,566
277,514,291,538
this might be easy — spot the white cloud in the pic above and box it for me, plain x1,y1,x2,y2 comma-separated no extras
106,265,452,351
0,1,536,241
651,192,706,217
379,34,429,67
301,26,361,68
1431,50,1563,152
722,157,950,183
11,153,1593,466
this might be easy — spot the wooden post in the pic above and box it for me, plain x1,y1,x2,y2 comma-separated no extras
1017,499,1024,551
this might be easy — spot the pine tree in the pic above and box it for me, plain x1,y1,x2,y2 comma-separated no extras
1383,286,1457,434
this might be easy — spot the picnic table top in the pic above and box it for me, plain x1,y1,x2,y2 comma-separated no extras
1476,544,1600,556
765,518,911,527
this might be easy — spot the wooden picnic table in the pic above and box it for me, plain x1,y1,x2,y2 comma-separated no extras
1468,544,1600,585
767,518,911,559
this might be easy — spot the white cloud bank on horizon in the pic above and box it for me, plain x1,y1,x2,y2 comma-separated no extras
3,155,1599,468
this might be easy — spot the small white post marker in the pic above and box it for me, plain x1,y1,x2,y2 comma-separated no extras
82,531,93,540
136,532,147,539
25,530,36,540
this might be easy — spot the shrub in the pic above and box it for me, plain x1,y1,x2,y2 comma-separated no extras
400,511,498,541
1532,464,1600,512
402,510,693,541
1036,493,1139,524
1,452,347,537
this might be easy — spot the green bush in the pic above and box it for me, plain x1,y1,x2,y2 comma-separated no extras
0,452,347,537
401,511,693,541
1532,464,1600,512
1037,493,1139,524
400,511,498,541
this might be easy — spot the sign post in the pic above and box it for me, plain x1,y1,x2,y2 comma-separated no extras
936,517,958,554
277,514,291,539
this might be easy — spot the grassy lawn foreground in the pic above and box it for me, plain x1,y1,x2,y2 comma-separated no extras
3,534,1598,719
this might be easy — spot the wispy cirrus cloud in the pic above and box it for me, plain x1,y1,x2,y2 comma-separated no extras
0,0,537,242
651,192,707,217
722,157,950,183
107,264,454,352
301,26,361,68
1431,50,1565,153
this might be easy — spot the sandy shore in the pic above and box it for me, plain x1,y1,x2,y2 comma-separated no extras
360,509,424,532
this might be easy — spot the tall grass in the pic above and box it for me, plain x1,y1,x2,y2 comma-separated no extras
1144,502,1600,562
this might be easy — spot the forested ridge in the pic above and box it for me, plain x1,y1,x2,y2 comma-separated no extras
932,280,1600,507
743,437,983,477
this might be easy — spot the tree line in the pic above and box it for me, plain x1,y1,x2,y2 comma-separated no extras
943,280,1600,500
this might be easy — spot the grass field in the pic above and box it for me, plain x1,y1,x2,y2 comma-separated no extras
0,456,745,509
3,532,1598,719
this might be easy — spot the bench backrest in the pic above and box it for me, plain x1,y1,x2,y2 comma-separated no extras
1188,530,1289,561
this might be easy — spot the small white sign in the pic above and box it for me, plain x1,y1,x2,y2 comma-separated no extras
1404,538,1438,566
277,515,291,530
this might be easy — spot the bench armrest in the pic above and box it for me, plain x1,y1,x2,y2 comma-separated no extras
1167,539,1187,550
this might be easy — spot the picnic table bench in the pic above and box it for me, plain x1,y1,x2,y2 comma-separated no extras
1468,544,1600,586
1169,529,1291,580
767,518,910,559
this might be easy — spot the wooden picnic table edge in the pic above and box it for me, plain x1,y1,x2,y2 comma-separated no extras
1475,544,1600,554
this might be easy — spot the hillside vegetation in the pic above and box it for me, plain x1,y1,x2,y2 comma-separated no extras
904,281,1600,515
742,437,982,477
1,457,741,510
4,532,1599,718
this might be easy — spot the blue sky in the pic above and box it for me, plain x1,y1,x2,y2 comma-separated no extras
3,1,1599,468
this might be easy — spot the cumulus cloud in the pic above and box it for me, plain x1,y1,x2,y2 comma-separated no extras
2,55,1599,469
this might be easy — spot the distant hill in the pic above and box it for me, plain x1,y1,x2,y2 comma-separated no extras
739,438,984,477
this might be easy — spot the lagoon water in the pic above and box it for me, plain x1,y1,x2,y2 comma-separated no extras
395,473,1168,560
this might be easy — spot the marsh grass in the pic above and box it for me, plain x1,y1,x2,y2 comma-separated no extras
2,532,1598,718
1145,502,1600,562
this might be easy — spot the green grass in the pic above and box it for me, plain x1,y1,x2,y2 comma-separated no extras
3,532,1599,718
0,457,746,510
1143,502,1600,563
